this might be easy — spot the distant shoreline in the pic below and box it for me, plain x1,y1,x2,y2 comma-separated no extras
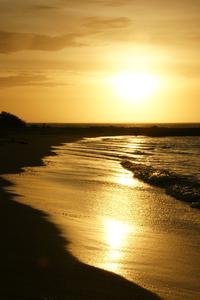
2,124,200,140
29,122,200,127
1,125,199,176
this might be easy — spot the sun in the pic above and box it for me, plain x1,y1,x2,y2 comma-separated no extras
111,71,160,102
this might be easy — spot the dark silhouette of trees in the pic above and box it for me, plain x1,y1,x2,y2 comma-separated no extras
0,111,26,128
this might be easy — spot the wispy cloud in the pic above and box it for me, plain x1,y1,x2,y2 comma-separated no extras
83,17,131,29
0,74,67,87
0,31,86,53
31,5,59,11
60,0,131,7
0,15,131,54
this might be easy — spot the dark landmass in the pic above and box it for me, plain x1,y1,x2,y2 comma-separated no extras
27,123,200,137
0,111,26,129
0,129,160,299
1,109,200,137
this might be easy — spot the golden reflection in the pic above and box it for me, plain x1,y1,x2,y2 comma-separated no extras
116,170,138,187
105,261,119,273
105,219,130,248
104,218,131,272
109,249,121,260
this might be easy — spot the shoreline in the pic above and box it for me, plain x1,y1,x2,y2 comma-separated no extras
0,131,160,299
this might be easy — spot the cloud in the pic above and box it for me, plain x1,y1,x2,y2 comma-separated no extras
0,31,85,53
83,17,131,29
31,5,59,10
0,15,131,54
0,74,66,87
61,0,132,6
103,0,133,6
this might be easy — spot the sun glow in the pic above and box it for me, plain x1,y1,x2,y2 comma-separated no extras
111,71,161,102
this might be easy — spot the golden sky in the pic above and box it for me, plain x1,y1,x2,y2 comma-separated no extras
0,0,200,123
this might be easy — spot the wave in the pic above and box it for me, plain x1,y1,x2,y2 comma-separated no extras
121,160,200,209
132,150,150,155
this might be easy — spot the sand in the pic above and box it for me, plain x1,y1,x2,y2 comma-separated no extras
0,129,160,300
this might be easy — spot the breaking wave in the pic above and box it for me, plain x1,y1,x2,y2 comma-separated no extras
121,160,200,209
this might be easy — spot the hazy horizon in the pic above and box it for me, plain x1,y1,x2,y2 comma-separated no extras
29,121,200,125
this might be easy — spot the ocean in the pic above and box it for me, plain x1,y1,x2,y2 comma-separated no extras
6,135,200,299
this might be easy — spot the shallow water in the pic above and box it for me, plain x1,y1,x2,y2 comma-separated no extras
7,136,200,299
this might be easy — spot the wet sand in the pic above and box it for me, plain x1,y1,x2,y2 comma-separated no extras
0,131,159,299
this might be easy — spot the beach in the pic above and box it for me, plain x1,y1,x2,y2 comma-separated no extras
1,130,200,299
0,130,160,300
1,0,200,297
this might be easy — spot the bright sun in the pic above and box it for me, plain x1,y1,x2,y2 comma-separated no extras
111,71,160,102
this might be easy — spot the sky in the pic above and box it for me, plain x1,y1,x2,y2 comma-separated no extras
0,0,200,123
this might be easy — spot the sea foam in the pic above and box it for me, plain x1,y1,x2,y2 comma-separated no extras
121,160,200,208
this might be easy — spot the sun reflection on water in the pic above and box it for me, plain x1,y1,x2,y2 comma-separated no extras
103,218,132,272
116,169,138,187
105,219,130,248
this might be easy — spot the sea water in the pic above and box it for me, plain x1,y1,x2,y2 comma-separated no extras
7,136,200,299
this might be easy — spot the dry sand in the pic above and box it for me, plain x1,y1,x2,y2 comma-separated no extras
0,129,160,299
